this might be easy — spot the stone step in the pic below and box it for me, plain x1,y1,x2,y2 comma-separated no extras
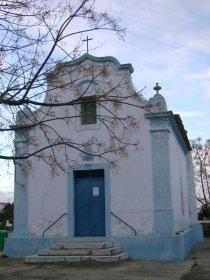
50,241,113,250
25,242,129,264
92,247,121,256
38,247,121,256
25,252,129,264
91,253,129,262
39,248,90,256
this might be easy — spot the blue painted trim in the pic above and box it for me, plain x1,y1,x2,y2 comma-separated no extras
4,224,203,260
149,129,175,234
145,111,190,154
77,79,98,93
12,108,35,238
4,236,108,258
45,53,133,78
13,174,28,237
13,131,29,237
61,53,134,74
68,163,111,238
68,167,75,238
113,224,203,261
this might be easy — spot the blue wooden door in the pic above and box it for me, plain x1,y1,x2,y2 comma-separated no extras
74,170,105,236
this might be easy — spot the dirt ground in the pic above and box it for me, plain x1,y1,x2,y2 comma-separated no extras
0,239,209,280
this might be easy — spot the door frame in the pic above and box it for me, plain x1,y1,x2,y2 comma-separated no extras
68,163,111,238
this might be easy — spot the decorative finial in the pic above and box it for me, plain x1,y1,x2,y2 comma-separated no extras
149,82,167,112
83,35,93,54
153,83,161,94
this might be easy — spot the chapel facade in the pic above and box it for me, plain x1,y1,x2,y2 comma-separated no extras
4,54,203,260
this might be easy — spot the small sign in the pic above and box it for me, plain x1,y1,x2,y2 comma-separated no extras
93,187,99,196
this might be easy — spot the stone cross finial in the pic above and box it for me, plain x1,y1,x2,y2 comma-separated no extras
83,35,93,54
153,83,161,94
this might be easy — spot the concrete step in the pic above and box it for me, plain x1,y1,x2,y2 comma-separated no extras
91,247,121,256
25,252,129,264
39,248,90,256
25,241,129,264
90,253,129,262
38,247,121,256
50,241,113,250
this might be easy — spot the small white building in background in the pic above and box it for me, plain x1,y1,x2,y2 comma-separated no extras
5,54,203,260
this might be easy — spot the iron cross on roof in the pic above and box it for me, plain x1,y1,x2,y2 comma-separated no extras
83,35,93,54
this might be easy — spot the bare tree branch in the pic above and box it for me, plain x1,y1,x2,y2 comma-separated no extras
0,0,152,177
192,138,210,219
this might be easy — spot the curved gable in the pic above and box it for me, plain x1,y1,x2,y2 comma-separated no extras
62,53,134,74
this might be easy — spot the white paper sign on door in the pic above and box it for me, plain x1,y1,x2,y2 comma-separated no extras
93,187,99,196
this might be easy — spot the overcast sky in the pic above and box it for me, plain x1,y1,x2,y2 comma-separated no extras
0,0,209,202
93,0,210,140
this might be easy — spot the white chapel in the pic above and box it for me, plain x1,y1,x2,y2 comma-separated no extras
4,53,203,261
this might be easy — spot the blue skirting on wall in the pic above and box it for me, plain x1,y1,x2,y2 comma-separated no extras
113,224,203,261
4,224,203,261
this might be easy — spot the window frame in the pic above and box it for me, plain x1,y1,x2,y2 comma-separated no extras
80,96,97,125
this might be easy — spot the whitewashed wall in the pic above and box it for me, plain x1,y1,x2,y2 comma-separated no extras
26,57,154,237
110,124,153,236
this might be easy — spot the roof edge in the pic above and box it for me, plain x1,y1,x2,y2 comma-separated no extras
62,53,134,73
145,111,192,152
